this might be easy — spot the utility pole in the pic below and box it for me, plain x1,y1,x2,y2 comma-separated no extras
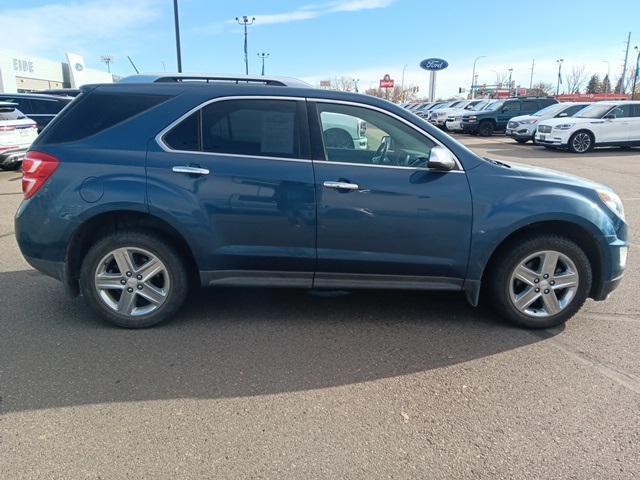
556,59,564,96
401,64,408,92
127,56,140,74
507,68,513,97
620,32,631,93
236,16,255,75
471,56,486,99
529,59,535,89
173,0,182,72
257,52,269,76
100,55,114,73
602,60,610,93
632,46,640,100
353,78,360,93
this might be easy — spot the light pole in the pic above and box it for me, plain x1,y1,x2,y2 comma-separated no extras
257,52,269,76
173,0,182,72
471,56,487,99
556,59,564,96
507,68,513,97
602,60,610,93
632,46,640,100
235,15,255,75
100,55,114,73
353,78,360,93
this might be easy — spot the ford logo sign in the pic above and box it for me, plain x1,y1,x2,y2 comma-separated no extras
420,58,448,71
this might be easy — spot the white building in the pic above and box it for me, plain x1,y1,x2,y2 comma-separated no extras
0,50,113,93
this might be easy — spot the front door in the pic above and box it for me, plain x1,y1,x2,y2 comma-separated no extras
596,104,632,143
310,101,472,289
146,97,316,287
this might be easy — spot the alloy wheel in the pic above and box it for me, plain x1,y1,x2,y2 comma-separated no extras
509,250,579,318
94,247,170,317
572,132,591,153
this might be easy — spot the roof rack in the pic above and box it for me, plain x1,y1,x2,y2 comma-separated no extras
118,73,313,88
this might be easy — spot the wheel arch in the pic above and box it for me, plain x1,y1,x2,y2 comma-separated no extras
65,210,199,296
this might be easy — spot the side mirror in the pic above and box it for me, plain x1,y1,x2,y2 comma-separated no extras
557,112,568,118
427,146,456,171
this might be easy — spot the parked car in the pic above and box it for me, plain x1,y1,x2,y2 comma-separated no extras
506,102,590,143
414,102,442,118
429,100,485,130
535,101,640,153
321,111,368,149
16,74,627,330
0,102,38,170
446,100,497,132
0,93,73,131
462,97,558,136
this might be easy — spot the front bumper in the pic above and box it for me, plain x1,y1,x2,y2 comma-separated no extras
534,129,572,147
446,120,463,132
461,121,478,133
506,125,536,140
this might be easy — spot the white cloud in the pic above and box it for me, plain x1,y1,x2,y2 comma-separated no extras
0,0,163,62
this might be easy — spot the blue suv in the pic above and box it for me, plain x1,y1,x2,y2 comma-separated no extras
15,74,628,329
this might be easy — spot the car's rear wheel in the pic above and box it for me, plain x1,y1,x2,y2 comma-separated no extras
478,121,495,137
80,231,188,328
568,130,594,153
488,235,592,329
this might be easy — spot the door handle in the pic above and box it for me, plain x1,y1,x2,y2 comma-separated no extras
323,180,359,191
172,166,210,176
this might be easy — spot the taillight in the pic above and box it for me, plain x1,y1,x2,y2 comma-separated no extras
0,125,16,132
22,151,59,199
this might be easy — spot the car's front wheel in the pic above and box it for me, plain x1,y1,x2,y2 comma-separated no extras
478,121,495,137
79,231,189,328
488,235,592,329
568,130,594,153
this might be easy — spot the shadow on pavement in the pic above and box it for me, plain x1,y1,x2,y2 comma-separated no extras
1,269,560,413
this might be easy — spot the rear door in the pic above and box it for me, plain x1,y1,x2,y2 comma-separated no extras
497,100,520,129
628,104,640,143
309,100,472,289
146,97,317,287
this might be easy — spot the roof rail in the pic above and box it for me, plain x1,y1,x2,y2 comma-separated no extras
118,73,313,88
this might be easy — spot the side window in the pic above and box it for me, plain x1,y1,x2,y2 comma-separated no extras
632,105,640,117
608,105,632,118
201,99,302,158
538,99,556,108
3,98,32,113
502,101,520,112
316,103,437,168
31,99,65,115
163,111,200,151
521,100,538,112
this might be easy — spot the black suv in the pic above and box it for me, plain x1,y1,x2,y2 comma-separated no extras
461,97,558,136
0,93,73,131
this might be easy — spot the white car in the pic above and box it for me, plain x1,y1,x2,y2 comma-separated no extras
535,101,640,153
445,100,497,132
0,102,38,170
427,100,467,128
506,102,589,144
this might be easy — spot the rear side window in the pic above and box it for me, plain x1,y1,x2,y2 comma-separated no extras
38,92,170,144
1,98,33,113
31,99,67,115
563,104,587,116
521,100,538,111
162,99,304,159
539,99,557,108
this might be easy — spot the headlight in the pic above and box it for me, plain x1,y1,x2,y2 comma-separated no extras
597,190,625,221
520,119,538,125
554,123,574,130
468,115,477,122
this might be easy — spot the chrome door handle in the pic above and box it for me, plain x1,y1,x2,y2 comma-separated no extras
323,181,359,190
172,166,210,175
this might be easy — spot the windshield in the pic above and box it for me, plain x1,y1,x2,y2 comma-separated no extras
574,103,613,118
487,101,504,111
469,101,488,110
532,103,566,116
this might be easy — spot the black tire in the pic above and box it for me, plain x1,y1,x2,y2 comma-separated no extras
80,230,189,328
478,121,495,137
323,128,354,149
0,162,21,171
568,130,594,153
515,138,528,144
487,235,592,329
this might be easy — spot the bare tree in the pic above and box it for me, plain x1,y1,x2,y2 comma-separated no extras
330,76,356,92
565,65,587,94
365,85,420,103
529,81,555,96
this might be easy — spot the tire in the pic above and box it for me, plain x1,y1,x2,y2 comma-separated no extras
478,121,495,137
568,130,594,153
79,230,189,328
487,235,592,329
515,138,528,144
323,128,354,149
0,162,21,171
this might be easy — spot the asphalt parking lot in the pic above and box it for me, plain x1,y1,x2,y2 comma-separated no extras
1,136,639,479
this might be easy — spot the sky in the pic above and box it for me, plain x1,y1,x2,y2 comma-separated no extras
2,0,640,98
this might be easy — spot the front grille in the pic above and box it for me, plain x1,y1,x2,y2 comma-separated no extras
447,116,455,122
538,125,552,134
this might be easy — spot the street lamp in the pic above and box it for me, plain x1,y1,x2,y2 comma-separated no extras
471,56,487,99
173,0,182,72
235,15,255,75
353,78,360,93
632,46,640,100
100,55,114,73
602,60,610,93
556,59,564,96
507,68,513,97
257,52,269,76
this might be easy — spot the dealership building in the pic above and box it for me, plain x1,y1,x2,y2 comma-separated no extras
0,50,113,93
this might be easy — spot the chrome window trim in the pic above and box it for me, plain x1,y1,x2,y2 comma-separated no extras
155,95,464,172
155,95,310,163
308,98,464,172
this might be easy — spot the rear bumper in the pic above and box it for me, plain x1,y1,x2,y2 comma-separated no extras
0,148,27,167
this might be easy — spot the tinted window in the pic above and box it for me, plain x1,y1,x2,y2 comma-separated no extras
502,101,520,112
538,99,557,108
632,105,640,117
316,102,437,168
37,92,170,144
563,104,588,116
163,111,200,151
521,100,538,111
1,97,33,113
30,99,67,115
201,99,302,158
608,105,632,118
